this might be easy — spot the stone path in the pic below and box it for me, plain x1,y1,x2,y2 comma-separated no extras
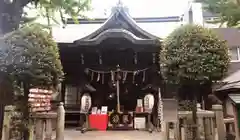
64,129,163,140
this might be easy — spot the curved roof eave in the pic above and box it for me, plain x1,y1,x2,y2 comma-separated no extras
75,29,160,46
119,8,159,40
74,6,161,45
75,13,115,43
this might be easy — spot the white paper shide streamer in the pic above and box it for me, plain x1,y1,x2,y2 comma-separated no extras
158,88,163,130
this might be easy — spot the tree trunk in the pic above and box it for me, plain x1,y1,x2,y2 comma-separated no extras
0,104,4,140
0,0,30,137
0,1,30,139
0,0,29,34
0,77,14,139
23,82,30,140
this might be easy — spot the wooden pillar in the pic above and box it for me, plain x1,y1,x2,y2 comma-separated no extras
212,104,225,140
28,119,34,140
61,83,66,104
164,121,179,140
56,102,65,140
147,113,152,132
164,122,170,140
174,121,180,140
197,104,204,140
1,106,14,140
181,119,187,140
35,119,44,140
116,79,120,112
45,119,52,140
210,118,216,140
204,118,213,140
116,65,120,113
234,105,240,140
85,114,89,129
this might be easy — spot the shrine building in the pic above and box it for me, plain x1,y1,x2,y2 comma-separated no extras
52,2,240,130
55,3,171,129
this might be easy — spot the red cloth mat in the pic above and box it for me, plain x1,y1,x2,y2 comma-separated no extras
89,114,108,131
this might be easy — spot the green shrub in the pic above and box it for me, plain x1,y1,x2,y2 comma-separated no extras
0,24,63,89
160,24,229,86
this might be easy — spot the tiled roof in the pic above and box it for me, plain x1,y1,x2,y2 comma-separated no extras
217,63,240,91
228,62,240,75
228,94,240,103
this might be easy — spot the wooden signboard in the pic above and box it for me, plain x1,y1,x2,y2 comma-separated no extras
28,88,52,112
162,99,178,122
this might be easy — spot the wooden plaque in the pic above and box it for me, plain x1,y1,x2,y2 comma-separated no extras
162,99,178,122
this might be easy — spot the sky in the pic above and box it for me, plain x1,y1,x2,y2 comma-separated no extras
42,0,193,42
52,0,193,42
25,0,191,24
88,0,191,18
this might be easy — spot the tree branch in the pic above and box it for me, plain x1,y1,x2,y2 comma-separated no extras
235,0,240,6
20,0,33,7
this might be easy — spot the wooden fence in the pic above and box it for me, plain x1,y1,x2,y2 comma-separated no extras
164,104,238,140
1,102,65,140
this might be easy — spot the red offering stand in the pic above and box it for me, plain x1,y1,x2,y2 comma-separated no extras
89,114,108,131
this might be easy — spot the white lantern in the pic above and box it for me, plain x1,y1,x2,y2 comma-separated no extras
144,93,154,113
80,93,92,113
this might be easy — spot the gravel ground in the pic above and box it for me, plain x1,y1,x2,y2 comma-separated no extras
63,129,163,140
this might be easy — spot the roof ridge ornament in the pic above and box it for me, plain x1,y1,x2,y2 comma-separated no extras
117,0,124,7
112,0,129,14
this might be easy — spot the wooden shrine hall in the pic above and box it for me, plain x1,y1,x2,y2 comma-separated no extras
57,4,166,131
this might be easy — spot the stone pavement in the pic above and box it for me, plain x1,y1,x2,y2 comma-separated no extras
64,129,163,140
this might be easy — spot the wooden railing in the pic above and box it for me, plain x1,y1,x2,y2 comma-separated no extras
178,109,216,140
164,104,238,140
1,102,65,140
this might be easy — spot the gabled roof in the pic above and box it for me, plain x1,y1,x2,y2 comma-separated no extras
67,16,181,24
74,5,161,46
217,68,240,91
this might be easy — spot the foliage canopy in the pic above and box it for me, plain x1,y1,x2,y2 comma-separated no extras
202,0,240,27
160,24,230,86
0,0,91,33
27,0,91,24
0,24,64,89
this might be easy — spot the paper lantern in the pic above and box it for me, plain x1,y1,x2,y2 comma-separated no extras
80,93,92,113
144,93,154,113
